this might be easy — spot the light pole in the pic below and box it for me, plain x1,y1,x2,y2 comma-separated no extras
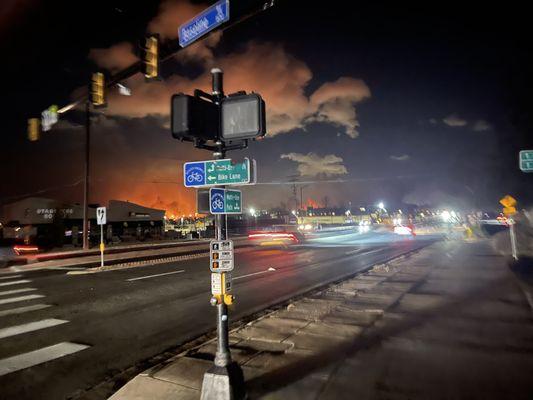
300,185,309,212
82,100,91,250
249,207,257,228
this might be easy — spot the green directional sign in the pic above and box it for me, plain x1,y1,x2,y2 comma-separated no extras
520,150,533,173
205,158,251,185
224,189,242,213
184,158,256,187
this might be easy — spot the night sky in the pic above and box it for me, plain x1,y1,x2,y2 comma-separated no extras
1,1,532,216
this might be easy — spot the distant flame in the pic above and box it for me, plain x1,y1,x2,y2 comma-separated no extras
306,198,321,209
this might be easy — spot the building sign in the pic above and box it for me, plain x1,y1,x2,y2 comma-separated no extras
35,208,74,220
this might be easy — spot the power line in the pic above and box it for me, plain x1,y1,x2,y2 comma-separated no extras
254,173,436,185
0,177,84,203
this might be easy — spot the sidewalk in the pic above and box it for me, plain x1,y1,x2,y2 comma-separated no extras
109,239,533,400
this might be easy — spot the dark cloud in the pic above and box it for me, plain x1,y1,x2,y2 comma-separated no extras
280,153,348,177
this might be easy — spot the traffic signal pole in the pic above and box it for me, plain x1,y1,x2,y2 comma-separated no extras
200,68,245,400
82,100,91,250
211,68,232,369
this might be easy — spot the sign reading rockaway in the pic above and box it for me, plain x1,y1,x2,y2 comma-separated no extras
179,0,230,48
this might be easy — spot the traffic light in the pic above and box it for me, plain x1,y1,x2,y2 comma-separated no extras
171,94,219,141
90,72,106,107
141,35,159,80
27,118,41,141
220,93,266,140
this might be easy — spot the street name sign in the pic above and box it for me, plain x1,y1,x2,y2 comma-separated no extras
179,0,229,48
184,158,252,188
96,207,106,225
211,272,232,295
519,150,533,172
210,240,234,272
209,188,242,214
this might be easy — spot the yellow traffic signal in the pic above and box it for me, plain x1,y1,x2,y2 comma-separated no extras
90,72,106,107
142,35,159,79
27,118,41,141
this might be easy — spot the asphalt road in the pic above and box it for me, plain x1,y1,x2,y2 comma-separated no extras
0,232,438,399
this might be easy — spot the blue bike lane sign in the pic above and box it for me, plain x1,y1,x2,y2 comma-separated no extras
209,188,242,214
210,188,226,213
184,162,206,187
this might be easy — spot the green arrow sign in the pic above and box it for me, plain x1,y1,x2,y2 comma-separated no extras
205,158,251,185
520,150,533,172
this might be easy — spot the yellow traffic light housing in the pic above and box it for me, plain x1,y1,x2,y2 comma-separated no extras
27,118,41,141
142,35,159,80
90,72,106,107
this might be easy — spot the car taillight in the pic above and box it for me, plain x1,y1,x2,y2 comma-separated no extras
13,245,39,255
248,232,298,242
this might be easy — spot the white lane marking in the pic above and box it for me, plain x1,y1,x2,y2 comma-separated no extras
345,247,384,256
0,275,23,280
0,304,52,317
234,267,276,281
0,288,37,297
0,280,31,287
127,269,185,282
345,248,365,255
0,319,69,340
0,294,44,306
0,342,90,377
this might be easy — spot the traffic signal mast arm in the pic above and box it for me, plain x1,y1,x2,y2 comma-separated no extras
55,0,274,117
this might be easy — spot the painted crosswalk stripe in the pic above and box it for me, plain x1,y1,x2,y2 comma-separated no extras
0,304,52,317
0,275,23,281
0,319,69,340
0,342,90,377
0,280,31,287
0,288,37,297
0,294,44,306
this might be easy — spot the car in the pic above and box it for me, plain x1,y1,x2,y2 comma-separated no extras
248,224,305,247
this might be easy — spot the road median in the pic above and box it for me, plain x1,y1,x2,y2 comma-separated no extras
2,239,249,273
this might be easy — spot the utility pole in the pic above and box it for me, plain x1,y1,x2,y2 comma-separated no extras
82,100,91,250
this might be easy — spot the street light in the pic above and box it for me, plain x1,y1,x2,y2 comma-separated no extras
378,202,385,210
248,207,257,229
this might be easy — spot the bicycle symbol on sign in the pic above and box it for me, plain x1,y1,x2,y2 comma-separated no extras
212,198,224,210
186,171,203,183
